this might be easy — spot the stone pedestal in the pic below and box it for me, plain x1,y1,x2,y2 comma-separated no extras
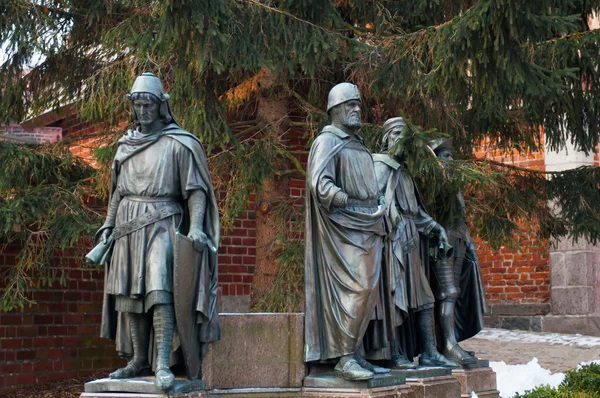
201,313,306,389
405,373,461,398
301,385,414,397
83,377,205,396
452,364,500,398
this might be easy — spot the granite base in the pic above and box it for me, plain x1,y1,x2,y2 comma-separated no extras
83,377,205,395
452,365,500,398
405,375,462,398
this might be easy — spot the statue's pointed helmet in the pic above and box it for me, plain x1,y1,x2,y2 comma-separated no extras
126,72,179,127
327,83,361,113
429,137,454,155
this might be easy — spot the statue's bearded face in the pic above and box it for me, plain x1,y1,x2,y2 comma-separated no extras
386,126,405,149
132,94,161,127
340,99,362,129
437,149,453,168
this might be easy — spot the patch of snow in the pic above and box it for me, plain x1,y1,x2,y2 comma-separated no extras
577,359,600,369
470,392,479,398
475,328,600,348
491,357,565,398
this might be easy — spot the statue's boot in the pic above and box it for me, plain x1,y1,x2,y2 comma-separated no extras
354,342,390,374
389,339,416,370
417,308,460,369
154,304,175,390
437,300,477,365
391,354,417,370
334,355,374,381
110,312,151,379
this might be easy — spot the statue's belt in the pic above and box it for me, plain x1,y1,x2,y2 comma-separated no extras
112,201,181,240
347,198,378,208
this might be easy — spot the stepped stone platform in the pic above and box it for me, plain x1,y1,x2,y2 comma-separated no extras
82,313,498,398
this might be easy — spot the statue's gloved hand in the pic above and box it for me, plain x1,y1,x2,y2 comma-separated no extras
377,195,386,207
434,224,449,248
100,227,113,244
188,227,208,252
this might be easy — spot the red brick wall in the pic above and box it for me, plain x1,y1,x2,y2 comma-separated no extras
0,244,123,395
473,142,551,304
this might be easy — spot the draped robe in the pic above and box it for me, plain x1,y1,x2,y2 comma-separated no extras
304,125,386,362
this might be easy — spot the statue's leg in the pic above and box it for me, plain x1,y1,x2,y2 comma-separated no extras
153,304,175,390
417,308,459,368
109,312,152,379
434,257,477,365
438,298,477,365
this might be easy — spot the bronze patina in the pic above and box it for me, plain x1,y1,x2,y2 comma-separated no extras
374,117,459,369
87,73,220,391
429,137,486,365
304,83,387,381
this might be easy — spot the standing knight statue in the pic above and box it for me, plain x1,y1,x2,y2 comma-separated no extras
304,83,387,381
86,72,220,390
374,117,459,369
428,137,486,365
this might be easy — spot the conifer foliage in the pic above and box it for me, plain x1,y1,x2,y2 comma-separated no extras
1,0,600,311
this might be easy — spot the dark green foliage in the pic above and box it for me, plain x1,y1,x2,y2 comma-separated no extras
514,363,600,398
2,0,600,310
0,141,101,311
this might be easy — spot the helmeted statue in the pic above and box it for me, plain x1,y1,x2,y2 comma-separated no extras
428,137,486,364
374,117,458,369
304,83,387,381
87,73,220,390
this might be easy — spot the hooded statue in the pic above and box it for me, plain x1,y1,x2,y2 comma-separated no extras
88,73,220,391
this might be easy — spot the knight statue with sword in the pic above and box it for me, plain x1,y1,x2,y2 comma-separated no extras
86,72,220,391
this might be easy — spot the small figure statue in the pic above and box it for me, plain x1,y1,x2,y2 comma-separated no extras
87,73,220,390
304,83,387,381
428,137,486,365
374,117,458,368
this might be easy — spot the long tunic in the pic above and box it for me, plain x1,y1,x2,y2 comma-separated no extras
98,124,221,370
105,134,207,312
375,155,437,324
304,125,385,362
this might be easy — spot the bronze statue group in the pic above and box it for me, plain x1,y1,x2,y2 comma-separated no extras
89,76,486,390
304,83,487,381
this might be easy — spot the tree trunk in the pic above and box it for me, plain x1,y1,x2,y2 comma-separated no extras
249,72,290,309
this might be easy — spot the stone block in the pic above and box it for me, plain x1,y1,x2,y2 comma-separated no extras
564,252,594,286
201,313,306,389
81,391,206,398
500,316,530,331
84,377,205,395
531,317,542,332
406,375,461,398
552,236,590,252
209,387,301,397
542,314,600,337
488,304,550,316
301,385,414,397
220,296,250,313
303,373,406,389
551,287,595,315
452,367,500,398
549,252,566,286
482,316,502,329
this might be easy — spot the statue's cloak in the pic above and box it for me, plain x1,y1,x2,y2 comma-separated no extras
97,123,220,370
304,125,385,362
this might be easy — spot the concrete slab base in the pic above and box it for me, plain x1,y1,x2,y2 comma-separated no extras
303,373,406,389
301,385,414,397
452,366,500,398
